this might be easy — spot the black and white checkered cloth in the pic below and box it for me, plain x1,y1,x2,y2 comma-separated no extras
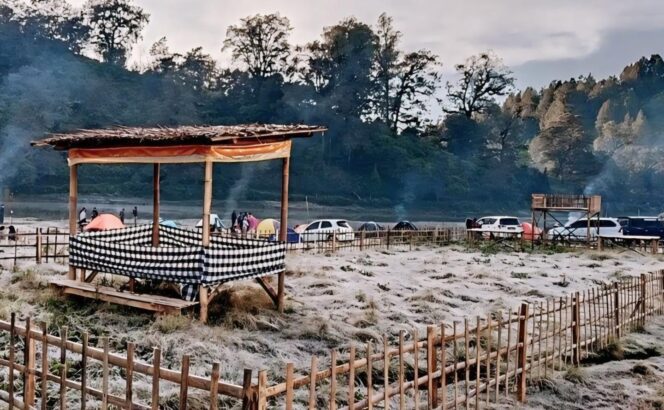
69,225,286,301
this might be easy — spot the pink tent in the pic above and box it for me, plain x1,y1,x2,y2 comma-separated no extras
521,222,542,241
84,214,125,232
247,214,260,231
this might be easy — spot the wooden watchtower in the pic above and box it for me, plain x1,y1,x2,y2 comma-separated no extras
531,194,602,246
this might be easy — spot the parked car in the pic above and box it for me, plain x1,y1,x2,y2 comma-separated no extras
548,217,621,241
619,216,664,238
300,219,355,242
475,216,523,237
393,221,418,231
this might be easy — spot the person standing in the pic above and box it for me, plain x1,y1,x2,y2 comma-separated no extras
132,206,138,226
0,204,4,224
91,207,99,220
119,208,125,224
231,210,237,230
78,207,87,229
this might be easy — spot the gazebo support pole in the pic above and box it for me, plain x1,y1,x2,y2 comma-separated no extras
277,156,290,313
68,164,78,280
152,163,160,246
200,160,213,323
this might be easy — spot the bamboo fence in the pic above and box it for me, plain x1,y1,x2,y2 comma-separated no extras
0,271,662,409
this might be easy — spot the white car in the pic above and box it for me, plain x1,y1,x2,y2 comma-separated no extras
547,217,621,241
300,219,355,242
475,216,523,237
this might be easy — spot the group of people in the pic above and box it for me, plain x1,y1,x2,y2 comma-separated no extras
230,210,259,235
0,225,18,241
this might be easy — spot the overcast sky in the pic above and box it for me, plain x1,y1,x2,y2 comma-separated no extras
69,0,664,89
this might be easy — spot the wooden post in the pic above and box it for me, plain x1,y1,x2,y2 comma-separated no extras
360,230,365,251
40,322,48,410
126,342,134,408
277,157,290,314
516,303,529,403
179,355,190,410
24,317,36,407
151,347,160,410
241,369,254,410
285,363,294,410
640,273,647,326
426,325,438,408
35,228,42,264
81,333,88,410
572,292,581,365
200,160,213,323
613,282,621,339
210,363,220,410
257,370,268,410
68,163,78,280
152,163,160,247
102,338,109,410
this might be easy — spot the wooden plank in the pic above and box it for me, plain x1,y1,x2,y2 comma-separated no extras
441,324,447,410
59,325,67,410
464,319,469,409
475,316,480,409
257,370,268,410
412,329,418,410
382,337,388,409
516,304,529,402
24,317,36,408
453,322,458,409
255,277,279,307
330,350,337,410
179,355,190,410
9,313,15,407
151,348,160,410
241,369,254,410
277,156,290,313
367,342,373,410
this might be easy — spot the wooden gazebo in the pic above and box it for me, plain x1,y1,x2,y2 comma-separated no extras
32,124,326,322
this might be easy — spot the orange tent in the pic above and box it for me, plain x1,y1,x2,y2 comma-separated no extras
521,222,542,241
84,214,125,232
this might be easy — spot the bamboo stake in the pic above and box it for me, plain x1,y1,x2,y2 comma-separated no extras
452,322,458,410
441,324,447,410
505,310,512,397
150,347,159,410
563,296,568,366
544,299,550,377
80,333,88,410
23,317,36,408
210,363,220,410
126,342,134,408
367,342,373,410
40,322,48,410
475,316,480,410
494,314,502,404
179,355,190,410
552,298,558,369
413,329,419,410
308,356,318,410
382,337,388,409
486,315,492,406
427,325,437,409
537,302,543,379
59,325,67,410
8,313,16,408
529,306,536,382
464,319,469,410
330,350,337,410
285,363,294,410
398,333,404,410
349,345,356,409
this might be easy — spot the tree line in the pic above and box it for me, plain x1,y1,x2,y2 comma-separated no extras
1,0,663,216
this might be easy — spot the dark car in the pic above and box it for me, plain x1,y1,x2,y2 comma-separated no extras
619,217,664,238
393,221,418,231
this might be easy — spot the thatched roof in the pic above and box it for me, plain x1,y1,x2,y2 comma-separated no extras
31,124,327,150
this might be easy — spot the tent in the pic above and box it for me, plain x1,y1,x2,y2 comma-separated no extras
393,221,417,231
84,214,125,232
196,214,225,231
358,221,384,231
269,227,300,243
522,222,542,241
257,218,280,235
160,219,179,228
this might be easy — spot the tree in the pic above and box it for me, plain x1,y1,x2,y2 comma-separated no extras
223,13,292,78
296,18,377,117
445,52,514,118
373,14,440,132
84,0,149,66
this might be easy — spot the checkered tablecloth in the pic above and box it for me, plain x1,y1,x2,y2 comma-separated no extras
69,225,285,301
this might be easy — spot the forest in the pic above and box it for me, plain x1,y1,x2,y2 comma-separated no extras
1,0,664,216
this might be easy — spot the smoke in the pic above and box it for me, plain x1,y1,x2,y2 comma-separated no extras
223,163,267,216
0,126,29,192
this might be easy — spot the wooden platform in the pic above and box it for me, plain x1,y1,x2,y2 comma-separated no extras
50,277,198,314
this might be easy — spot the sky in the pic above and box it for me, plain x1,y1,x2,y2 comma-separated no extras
66,0,664,90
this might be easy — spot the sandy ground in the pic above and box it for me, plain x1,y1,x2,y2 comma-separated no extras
0,219,663,408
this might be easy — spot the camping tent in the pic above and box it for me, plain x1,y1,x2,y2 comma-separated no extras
196,214,225,231
84,214,125,231
257,218,280,235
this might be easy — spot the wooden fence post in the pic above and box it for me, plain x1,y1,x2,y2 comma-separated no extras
257,370,268,410
35,229,42,264
24,317,36,407
426,325,439,408
640,273,647,327
572,292,581,365
386,229,390,250
516,303,529,403
241,369,255,410
359,230,365,251
613,282,620,339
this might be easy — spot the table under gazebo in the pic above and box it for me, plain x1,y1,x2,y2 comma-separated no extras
32,124,326,322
